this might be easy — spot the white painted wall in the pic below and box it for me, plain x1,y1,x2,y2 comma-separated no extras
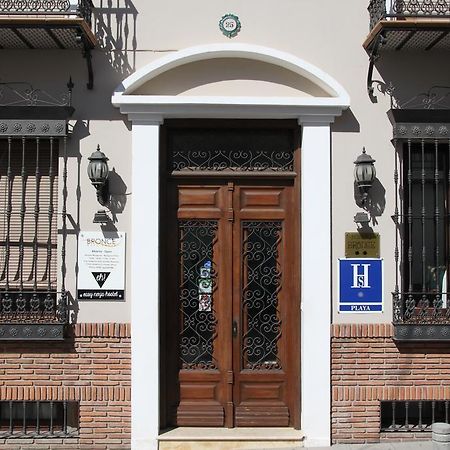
130,120,162,450
300,121,332,447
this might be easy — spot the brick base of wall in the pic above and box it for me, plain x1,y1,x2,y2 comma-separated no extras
0,323,131,449
332,324,450,444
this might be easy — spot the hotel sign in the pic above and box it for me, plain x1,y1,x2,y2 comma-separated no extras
78,231,126,301
338,258,383,313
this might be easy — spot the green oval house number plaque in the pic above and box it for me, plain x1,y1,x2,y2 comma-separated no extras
219,14,241,38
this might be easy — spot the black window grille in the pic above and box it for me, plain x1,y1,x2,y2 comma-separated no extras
393,139,450,329
381,400,450,432
0,137,68,329
0,401,79,438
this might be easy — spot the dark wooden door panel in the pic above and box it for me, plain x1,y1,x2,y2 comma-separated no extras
171,185,232,426
235,406,289,427
231,184,299,427
177,185,224,218
177,372,225,426
167,181,299,428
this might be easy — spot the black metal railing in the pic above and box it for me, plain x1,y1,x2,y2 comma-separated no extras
0,291,67,323
0,0,93,26
393,292,450,324
0,401,78,438
369,0,450,29
381,401,449,432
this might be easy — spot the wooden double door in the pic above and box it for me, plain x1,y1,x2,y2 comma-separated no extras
164,178,300,428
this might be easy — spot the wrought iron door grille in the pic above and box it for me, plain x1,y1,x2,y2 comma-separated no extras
178,220,218,370
0,401,78,438
242,221,282,370
393,139,450,339
169,128,296,175
381,400,450,432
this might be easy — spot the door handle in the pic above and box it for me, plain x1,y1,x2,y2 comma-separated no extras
232,320,238,338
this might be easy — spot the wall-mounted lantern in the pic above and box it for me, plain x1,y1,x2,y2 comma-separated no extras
354,147,376,206
87,145,109,206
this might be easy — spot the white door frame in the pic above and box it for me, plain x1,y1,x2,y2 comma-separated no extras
112,43,350,450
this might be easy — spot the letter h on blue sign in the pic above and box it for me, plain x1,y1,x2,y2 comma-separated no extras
339,259,383,311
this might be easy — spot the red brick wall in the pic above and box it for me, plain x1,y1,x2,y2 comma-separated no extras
332,323,450,444
0,323,131,449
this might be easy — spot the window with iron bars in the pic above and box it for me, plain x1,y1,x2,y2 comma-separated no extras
393,138,450,339
381,400,450,432
0,137,68,339
0,401,78,438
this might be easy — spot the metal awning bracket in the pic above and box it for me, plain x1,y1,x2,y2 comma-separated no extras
77,32,94,90
367,32,386,103
83,45,94,90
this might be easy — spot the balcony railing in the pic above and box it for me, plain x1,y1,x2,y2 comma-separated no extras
0,0,93,25
0,291,67,339
0,1,96,88
393,292,450,340
369,0,450,30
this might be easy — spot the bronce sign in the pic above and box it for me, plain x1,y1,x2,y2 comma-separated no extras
345,232,380,258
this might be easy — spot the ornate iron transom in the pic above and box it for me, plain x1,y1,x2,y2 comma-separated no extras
172,149,294,173
242,221,282,370
179,220,218,370
169,128,295,174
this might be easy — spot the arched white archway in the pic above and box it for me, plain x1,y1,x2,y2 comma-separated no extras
112,43,350,450
115,43,349,99
112,43,350,120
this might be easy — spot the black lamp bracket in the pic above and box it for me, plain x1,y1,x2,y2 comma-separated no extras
96,179,109,206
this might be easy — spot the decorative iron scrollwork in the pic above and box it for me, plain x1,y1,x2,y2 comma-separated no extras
0,291,60,322
172,149,294,173
179,220,218,370
242,221,282,370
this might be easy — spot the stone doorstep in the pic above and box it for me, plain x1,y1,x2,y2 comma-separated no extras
158,427,304,450
159,444,301,450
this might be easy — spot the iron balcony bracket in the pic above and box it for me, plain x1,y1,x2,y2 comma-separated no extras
367,32,386,104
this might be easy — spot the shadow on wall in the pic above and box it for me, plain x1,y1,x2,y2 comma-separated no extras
107,167,128,223
331,109,361,133
66,120,128,323
66,120,84,324
354,177,386,227
372,52,450,107
94,0,138,78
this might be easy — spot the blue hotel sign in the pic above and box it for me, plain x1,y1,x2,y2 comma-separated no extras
338,258,383,313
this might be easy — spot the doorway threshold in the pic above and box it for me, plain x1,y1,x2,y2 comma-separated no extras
158,427,305,450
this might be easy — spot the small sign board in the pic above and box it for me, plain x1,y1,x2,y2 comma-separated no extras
77,231,126,301
345,232,380,258
338,258,383,313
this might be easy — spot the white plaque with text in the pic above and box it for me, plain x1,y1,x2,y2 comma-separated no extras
77,231,126,301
